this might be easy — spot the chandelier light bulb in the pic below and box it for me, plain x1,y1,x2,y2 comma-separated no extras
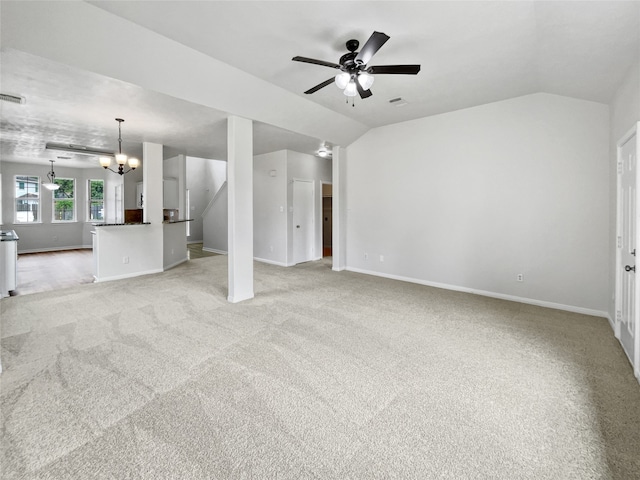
357,72,374,90
115,153,128,166
128,157,140,169
335,72,350,89
344,80,357,97
99,156,112,168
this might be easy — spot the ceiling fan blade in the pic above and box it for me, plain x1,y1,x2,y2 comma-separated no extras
367,64,421,75
304,78,335,94
355,31,390,65
292,56,341,69
356,81,373,99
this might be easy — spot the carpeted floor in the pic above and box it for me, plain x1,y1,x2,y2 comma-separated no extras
1,256,639,479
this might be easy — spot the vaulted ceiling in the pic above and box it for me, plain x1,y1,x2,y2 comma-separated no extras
1,1,638,168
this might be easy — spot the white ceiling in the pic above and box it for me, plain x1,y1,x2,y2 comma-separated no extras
0,48,327,168
89,0,640,126
1,1,639,169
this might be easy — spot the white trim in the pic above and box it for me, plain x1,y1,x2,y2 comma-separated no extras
202,247,227,255
614,121,640,384
346,266,608,318
228,292,254,303
254,256,293,267
18,245,90,254
164,257,188,270
94,268,163,283
187,240,203,244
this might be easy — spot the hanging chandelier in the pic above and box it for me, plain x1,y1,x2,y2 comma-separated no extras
99,118,140,175
42,160,60,191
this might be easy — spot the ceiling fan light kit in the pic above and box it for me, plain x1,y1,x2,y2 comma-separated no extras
99,118,140,175
293,31,420,103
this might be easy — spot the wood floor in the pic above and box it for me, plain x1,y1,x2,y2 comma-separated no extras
12,244,218,296
187,243,218,260
14,249,94,296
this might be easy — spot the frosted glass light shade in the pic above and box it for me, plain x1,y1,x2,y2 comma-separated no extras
115,153,127,165
128,157,140,169
99,156,112,168
42,182,60,191
357,72,374,90
344,80,357,97
335,72,350,89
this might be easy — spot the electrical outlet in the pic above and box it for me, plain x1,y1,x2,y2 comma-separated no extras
52,235,58,241
364,252,368,260
123,256,129,264
516,273,524,282
380,255,384,262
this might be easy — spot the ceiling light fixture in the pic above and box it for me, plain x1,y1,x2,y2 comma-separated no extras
99,118,140,175
317,144,332,158
45,142,115,157
42,160,60,191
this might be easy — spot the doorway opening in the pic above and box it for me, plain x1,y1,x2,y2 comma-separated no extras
322,183,333,257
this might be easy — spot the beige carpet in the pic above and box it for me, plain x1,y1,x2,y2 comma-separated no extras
1,256,639,479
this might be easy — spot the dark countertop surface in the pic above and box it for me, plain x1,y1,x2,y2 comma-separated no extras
92,222,152,227
163,219,194,224
0,230,19,241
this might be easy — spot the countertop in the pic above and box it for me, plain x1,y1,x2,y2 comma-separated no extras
0,230,19,241
163,219,194,224
92,222,152,227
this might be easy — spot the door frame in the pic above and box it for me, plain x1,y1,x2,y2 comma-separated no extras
321,181,333,258
615,121,640,382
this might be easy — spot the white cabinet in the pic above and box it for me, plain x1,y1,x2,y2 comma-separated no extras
0,231,18,298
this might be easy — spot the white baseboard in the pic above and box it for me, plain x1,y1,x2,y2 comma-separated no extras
94,268,163,283
202,247,227,255
164,257,188,270
254,257,293,267
18,245,91,254
345,267,608,318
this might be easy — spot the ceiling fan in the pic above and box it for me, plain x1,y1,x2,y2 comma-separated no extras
292,31,420,99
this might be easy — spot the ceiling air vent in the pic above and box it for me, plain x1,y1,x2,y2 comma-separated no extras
389,97,408,107
0,93,26,105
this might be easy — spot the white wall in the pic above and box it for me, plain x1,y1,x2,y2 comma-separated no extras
346,93,610,314
123,166,143,210
287,151,332,264
609,61,640,320
0,161,122,252
163,222,188,269
93,225,162,281
186,156,226,242
203,183,228,254
254,151,287,265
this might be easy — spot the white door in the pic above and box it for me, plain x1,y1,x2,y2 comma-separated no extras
293,180,315,264
617,128,639,377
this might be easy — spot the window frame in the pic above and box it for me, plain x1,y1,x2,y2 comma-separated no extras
51,177,76,223
14,175,41,224
87,178,105,222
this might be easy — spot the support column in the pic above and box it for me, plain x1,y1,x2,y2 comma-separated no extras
332,146,347,271
227,116,254,303
142,142,164,225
